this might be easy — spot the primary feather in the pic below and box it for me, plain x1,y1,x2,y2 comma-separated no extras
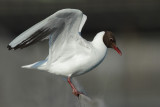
8,9,86,50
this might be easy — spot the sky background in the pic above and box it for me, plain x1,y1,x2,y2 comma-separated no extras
0,0,160,107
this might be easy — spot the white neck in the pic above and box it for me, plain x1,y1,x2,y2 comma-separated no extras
91,31,107,58
92,31,106,49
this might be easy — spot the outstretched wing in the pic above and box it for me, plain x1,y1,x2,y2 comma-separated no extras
7,9,87,50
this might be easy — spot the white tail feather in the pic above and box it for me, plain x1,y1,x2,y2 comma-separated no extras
21,59,48,70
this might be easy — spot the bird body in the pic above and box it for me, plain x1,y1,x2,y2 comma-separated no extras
48,31,107,77
8,9,121,96
22,31,107,77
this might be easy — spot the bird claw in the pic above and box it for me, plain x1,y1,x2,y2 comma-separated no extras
72,89,82,97
67,77,83,97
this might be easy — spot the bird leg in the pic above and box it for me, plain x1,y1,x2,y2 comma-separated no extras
67,77,81,97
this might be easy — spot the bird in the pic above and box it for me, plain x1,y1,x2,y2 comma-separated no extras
7,9,122,97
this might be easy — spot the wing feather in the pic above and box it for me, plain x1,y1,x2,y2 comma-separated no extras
7,9,86,50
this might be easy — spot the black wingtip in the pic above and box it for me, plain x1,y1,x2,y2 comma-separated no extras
7,45,13,50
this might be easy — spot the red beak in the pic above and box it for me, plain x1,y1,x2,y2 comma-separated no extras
112,44,122,56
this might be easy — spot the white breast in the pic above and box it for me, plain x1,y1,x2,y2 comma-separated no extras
48,31,106,77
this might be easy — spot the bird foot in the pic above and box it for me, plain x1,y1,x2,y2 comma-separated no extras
72,89,82,97
67,77,83,97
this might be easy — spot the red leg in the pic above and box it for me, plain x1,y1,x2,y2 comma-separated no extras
67,77,80,97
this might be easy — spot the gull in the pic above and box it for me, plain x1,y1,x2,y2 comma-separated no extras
7,9,122,97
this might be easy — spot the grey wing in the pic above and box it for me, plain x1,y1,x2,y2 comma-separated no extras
7,9,87,50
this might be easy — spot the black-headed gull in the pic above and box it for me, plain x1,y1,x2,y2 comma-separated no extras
7,9,122,97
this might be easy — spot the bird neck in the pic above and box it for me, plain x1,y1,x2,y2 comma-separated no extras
92,31,106,49
91,31,107,57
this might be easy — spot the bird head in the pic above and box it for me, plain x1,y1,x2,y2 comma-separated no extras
103,31,122,55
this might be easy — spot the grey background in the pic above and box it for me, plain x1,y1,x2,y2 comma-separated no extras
0,0,160,107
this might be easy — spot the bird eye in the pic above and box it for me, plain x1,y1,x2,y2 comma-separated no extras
109,38,113,41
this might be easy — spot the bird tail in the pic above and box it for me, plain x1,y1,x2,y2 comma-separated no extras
22,59,48,70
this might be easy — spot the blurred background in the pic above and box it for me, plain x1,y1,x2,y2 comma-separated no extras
0,0,160,107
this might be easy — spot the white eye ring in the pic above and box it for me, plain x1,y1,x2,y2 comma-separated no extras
109,38,113,41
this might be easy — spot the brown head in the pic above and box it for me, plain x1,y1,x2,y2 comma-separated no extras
103,31,122,55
